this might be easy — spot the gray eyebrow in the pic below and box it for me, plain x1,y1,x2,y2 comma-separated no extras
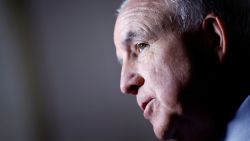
116,31,137,66
122,31,137,45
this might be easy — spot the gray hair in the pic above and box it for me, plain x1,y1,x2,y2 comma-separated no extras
117,0,250,37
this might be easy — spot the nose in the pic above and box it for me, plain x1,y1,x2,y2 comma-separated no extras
120,66,145,95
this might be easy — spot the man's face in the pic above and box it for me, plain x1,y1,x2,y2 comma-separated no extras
114,0,214,140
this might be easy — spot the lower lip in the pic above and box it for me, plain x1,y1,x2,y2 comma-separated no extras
143,99,154,119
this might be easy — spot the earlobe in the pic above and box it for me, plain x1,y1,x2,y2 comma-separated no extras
202,13,228,63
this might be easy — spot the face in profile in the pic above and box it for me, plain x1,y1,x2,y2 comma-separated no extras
114,0,219,140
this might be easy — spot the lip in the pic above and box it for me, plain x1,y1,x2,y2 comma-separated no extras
141,98,153,111
143,99,154,118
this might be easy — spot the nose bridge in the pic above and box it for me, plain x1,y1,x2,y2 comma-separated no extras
120,60,144,95
120,62,134,88
120,60,133,91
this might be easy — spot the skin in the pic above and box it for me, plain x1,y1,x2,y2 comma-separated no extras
114,0,193,138
114,0,244,140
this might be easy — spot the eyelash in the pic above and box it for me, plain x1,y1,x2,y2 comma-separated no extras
136,42,149,53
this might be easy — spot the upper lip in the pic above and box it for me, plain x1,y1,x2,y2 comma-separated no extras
140,98,153,111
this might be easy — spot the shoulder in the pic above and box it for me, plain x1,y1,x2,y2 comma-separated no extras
224,95,250,141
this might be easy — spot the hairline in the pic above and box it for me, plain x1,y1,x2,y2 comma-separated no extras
116,0,183,34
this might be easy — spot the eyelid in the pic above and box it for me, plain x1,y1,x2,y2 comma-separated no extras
135,42,150,53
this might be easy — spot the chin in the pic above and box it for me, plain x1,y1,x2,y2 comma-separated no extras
154,129,168,140
150,108,184,141
152,117,177,140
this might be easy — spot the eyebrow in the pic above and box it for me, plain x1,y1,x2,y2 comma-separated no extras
115,31,136,66
122,30,138,45
122,27,158,45
117,29,155,65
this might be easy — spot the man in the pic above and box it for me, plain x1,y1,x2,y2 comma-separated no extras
113,0,250,141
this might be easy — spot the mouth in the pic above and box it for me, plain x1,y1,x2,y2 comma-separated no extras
141,98,153,111
140,98,155,119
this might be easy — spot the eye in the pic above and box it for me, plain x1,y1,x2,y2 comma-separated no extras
136,42,149,53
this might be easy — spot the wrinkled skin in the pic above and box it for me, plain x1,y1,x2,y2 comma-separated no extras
114,0,227,140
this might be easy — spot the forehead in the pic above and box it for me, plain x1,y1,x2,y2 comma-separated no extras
117,0,167,25
114,0,171,44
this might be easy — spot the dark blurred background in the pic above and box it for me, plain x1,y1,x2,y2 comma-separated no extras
0,0,158,141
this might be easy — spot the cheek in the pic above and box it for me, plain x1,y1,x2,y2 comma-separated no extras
154,68,181,108
142,53,179,101
137,47,153,63
139,47,189,109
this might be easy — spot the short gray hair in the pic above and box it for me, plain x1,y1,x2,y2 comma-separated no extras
117,0,250,37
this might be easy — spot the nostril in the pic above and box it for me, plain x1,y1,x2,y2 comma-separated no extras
120,72,145,95
121,84,140,95
128,85,140,95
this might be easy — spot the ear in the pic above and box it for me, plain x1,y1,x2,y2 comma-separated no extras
202,13,228,63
